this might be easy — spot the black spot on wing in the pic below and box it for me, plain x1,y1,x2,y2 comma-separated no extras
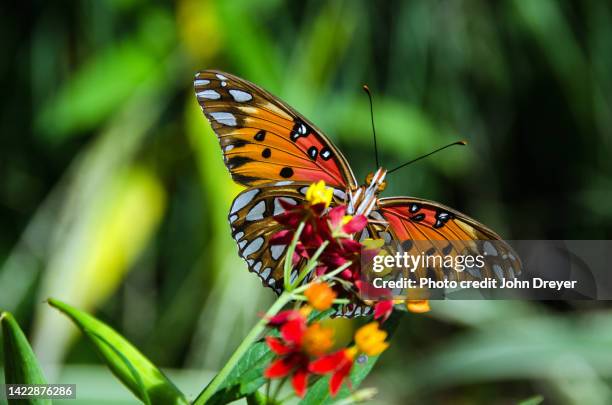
410,213,425,222
232,140,248,148
320,147,332,161
307,146,318,161
231,173,259,184
401,240,413,251
227,156,252,169
280,167,294,178
254,130,266,141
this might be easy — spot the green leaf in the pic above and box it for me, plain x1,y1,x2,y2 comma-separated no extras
206,339,274,404
518,395,544,405
299,312,401,405
1,312,51,405
47,299,187,405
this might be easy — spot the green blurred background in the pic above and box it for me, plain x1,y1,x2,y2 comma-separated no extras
1,0,612,403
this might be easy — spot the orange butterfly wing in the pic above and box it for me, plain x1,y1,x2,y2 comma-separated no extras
194,70,357,189
377,197,522,281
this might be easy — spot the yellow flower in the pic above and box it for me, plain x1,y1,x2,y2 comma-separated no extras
341,215,353,225
406,299,430,313
354,322,389,356
304,283,337,311
305,180,333,207
302,323,335,356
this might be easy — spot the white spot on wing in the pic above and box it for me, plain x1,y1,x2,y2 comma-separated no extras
275,181,293,186
194,79,210,86
234,231,244,241
197,90,221,100
483,241,498,256
271,245,286,260
216,73,228,80
246,200,266,221
229,89,253,102
508,267,515,279
333,189,346,200
254,261,263,272
243,237,264,257
378,231,392,243
260,265,270,277
224,145,234,152
229,214,238,223
493,264,504,280
221,81,227,87
210,112,237,126
273,198,297,215
231,189,260,214
370,211,384,221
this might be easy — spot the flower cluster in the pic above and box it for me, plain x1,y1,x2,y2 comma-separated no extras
264,283,389,397
271,180,369,286
262,180,430,399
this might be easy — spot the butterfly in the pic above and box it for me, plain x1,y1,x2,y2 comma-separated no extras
194,70,521,315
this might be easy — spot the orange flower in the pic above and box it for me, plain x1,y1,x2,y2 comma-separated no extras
302,323,334,356
354,322,388,356
304,283,337,311
406,299,430,313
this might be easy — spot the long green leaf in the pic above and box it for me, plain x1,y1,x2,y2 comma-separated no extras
1,311,51,405
47,299,187,405
518,395,544,405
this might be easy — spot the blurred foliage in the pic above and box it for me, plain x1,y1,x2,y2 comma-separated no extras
1,0,612,404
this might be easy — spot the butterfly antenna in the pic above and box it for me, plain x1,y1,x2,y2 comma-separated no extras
363,85,380,168
387,140,468,174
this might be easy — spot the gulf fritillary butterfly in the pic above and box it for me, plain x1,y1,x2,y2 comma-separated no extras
194,70,521,315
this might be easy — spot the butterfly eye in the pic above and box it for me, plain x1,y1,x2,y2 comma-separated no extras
378,180,387,192
365,172,374,184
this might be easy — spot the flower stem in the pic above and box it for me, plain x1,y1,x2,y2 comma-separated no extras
192,292,293,405
294,240,329,287
292,261,353,295
284,221,305,291
271,377,287,403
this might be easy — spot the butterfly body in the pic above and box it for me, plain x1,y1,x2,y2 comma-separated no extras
195,70,521,309
348,167,387,216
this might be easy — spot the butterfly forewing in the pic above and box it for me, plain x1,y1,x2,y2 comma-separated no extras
377,197,522,283
194,71,357,189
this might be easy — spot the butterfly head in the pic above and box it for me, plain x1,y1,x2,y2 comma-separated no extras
365,168,387,192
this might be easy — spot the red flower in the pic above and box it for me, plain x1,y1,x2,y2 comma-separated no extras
266,309,306,328
264,312,334,398
309,348,357,396
374,300,394,323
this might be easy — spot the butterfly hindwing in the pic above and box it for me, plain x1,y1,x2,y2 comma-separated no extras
194,71,357,189
228,182,350,293
377,197,521,282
